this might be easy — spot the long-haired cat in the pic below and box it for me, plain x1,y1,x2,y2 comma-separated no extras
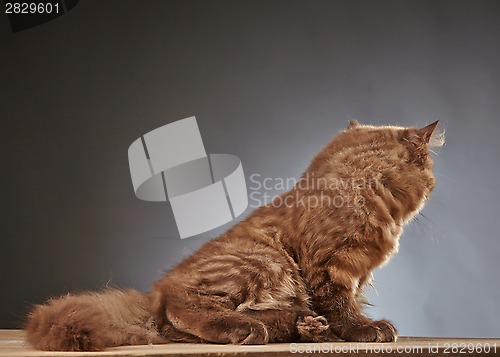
26,120,444,351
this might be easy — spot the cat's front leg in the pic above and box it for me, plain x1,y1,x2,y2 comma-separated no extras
311,274,397,342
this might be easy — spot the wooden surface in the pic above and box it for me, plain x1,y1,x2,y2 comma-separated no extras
0,330,498,356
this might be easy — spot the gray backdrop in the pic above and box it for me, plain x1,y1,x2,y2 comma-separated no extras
1,0,499,337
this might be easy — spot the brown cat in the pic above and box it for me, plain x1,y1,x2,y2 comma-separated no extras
26,120,444,351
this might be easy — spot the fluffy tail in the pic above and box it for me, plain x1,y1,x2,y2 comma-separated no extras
25,288,165,351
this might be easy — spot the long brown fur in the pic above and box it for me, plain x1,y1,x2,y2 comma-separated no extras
26,120,444,350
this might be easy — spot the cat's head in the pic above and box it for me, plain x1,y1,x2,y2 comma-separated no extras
345,119,444,169
339,119,445,218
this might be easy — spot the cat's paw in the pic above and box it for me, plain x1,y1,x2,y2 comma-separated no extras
226,321,269,345
343,320,397,343
297,315,332,342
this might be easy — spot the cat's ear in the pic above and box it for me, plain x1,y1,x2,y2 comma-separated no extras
348,119,360,130
416,120,439,144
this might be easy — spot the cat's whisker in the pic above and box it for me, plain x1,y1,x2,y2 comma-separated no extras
418,212,446,243
412,215,436,243
435,172,456,183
